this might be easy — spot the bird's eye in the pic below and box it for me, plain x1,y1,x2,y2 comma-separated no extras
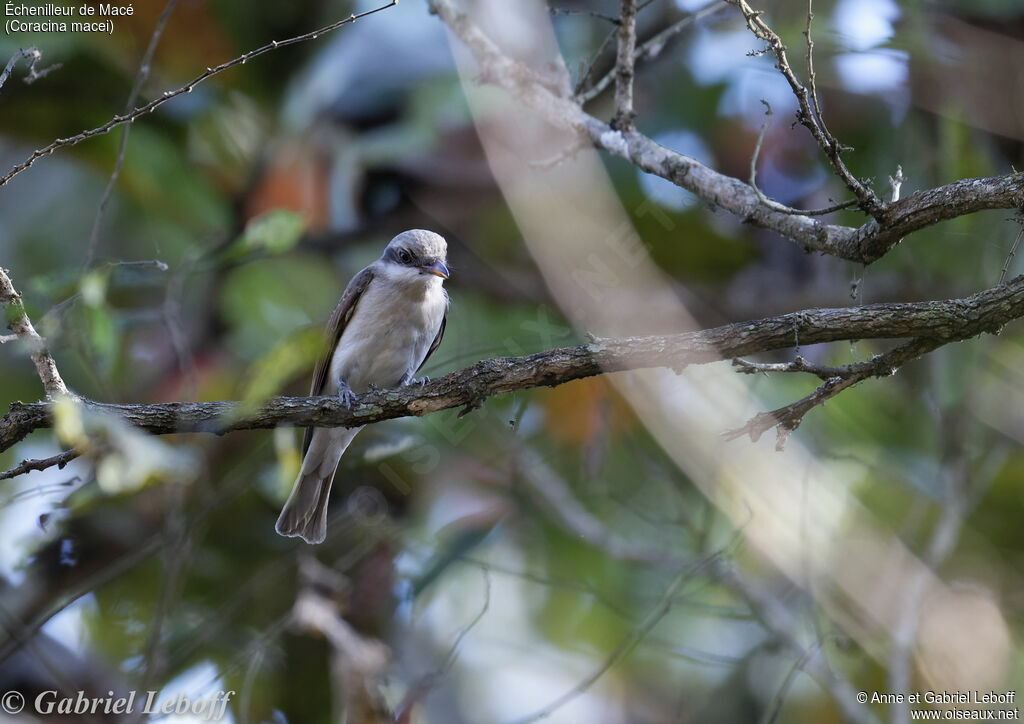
398,250,412,264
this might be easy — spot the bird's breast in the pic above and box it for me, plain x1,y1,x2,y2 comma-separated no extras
327,278,446,394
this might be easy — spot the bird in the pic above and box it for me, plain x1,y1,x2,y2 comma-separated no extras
275,229,450,544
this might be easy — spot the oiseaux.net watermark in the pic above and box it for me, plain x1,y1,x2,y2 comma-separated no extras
856,689,1020,720
1,688,234,719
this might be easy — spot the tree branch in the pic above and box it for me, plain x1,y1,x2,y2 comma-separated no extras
612,0,638,129
427,0,1024,265
512,438,877,724
577,1,723,104
724,0,883,215
0,0,397,189
724,338,944,449
0,449,79,481
0,46,60,91
0,267,69,398
748,100,858,217
83,0,179,270
4,275,1023,457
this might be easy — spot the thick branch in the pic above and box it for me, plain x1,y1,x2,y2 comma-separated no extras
0,268,69,398
4,276,1023,454
858,173,1024,262
427,0,1024,265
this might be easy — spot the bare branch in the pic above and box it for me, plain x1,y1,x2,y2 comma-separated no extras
513,441,877,724
715,567,881,724
5,276,1024,454
395,568,491,721
0,47,60,91
1000,221,1024,284
803,0,826,141
549,6,619,24
427,0,1024,264
0,0,397,189
724,338,943,449
613,0,638,129
515,444,696,566
724,0,884,215
0,268,69,398
84,0,179,270
748,101,857,217
509,565,697,724
730,354,896,381
573,25,618,98
888,165,905,203
578,1,723,103
0,449,79,481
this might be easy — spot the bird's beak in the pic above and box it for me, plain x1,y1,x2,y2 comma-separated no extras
421,260,450,279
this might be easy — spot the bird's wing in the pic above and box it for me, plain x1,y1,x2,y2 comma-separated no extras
302,266,375,455
416,310,446,374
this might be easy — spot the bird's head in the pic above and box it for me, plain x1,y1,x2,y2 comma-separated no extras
382,229,450,284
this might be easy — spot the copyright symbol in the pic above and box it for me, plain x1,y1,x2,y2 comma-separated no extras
1,690,25,714
857,691,868,704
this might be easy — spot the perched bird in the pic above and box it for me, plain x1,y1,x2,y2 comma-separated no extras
276,229,450,544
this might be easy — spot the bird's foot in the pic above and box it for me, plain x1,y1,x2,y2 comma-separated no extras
337,379,357,408
402,374,430,388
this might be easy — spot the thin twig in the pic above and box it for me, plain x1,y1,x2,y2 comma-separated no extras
579,1,722,103
0,535,163,664
0,0,398,189
0,47,61,91
724,338,943,449
760,643,818,724
140,484,191,692
0,449,79,481
84,0,179,270
573,26,618,98
394,568,492,721
724,0,883,215
528,135,589,169
0,268,69,398
549,6,619,24
716,566,880,724
731,355,886,381
1000,222,1024,284
507,437,877,724
748,100,857,216
509,566,697,724
613,0,638,129
888,165,905,203
803,0,828,142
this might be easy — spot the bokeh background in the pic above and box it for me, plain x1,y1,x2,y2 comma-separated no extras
1,0,1024,722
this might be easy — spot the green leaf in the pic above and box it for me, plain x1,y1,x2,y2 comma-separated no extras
236,209,307,256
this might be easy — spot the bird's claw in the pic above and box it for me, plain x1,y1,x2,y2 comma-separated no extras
337,380,357,408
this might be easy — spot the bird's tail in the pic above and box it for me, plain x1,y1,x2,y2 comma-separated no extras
275,426,360,544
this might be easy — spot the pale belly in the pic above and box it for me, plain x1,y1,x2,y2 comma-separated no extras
326,279,445,394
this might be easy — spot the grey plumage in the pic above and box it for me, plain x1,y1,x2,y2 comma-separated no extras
276,230,450,544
